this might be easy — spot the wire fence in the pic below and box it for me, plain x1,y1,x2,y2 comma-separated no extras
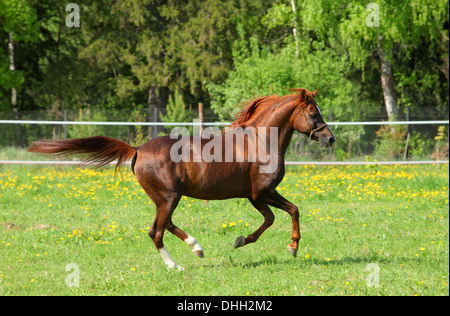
0,109,448,164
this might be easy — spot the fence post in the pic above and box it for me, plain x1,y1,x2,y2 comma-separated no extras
153,108,158,139
329,108,333,160
64,110,68,139
198,102,209,205
198,102,204,136
403,107,410,161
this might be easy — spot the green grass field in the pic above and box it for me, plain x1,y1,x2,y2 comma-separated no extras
0,163,448,296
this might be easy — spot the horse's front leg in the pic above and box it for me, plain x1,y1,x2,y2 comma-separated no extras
234,199,275,249
261,189,301,257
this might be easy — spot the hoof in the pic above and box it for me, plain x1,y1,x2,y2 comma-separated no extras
287,245,298,258
168,264,185,271
192,249,204,258
234,236,246,249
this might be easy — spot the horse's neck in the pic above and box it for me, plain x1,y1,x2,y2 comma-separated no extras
272,102,296,156
255,102,296,159
277,126,295,158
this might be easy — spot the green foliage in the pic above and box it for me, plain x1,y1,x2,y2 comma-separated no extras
0,0,447,135
432,126,449,160
332,125,366,161
69,109,109,139
208,39,355,122
374,124,446,161
76,0,271,109
339,0,448,68
339,0,449,110
409,132,434,159
0,0,39,103
129,105,147,147
0,0,39,41
159,89,195,135
160,89,192,123
374,125,406,160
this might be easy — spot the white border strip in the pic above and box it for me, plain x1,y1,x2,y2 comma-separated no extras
0,120,448,126
0,160,448,166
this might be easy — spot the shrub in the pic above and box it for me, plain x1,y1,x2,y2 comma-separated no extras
374,125,406,160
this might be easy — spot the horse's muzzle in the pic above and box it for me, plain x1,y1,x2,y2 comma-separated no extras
319,135,335,148
316,127,336,148
327,135,336,146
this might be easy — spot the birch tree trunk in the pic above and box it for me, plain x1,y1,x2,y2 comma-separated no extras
290,0,299,58
9,32,21,146
9,32,17,110
377,35,399,120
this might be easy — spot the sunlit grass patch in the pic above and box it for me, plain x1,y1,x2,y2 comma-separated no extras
0,163,448,295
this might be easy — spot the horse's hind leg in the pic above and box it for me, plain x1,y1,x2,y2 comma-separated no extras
148,195,186,271
148,196,204,270
167,219,204,258
234,199,275,249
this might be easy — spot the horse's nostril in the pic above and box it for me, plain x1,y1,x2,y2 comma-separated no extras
329,136,336,145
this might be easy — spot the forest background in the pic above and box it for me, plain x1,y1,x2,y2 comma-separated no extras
0,0,448,158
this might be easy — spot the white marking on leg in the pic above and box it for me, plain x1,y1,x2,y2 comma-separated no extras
185,234,204,258
158,247,185,271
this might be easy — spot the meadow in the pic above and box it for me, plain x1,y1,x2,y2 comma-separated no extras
0,163,448,296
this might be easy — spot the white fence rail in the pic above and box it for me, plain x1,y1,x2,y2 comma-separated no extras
0,119,448,126
0,119,448,166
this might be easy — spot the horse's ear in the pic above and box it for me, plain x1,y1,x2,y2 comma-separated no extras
289,88,307,100
312,87,320,97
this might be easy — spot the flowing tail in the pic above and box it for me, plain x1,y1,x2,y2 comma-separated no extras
28,136,137,173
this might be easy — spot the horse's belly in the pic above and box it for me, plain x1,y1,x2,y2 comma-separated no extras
184,184,251,200
182,161,252,200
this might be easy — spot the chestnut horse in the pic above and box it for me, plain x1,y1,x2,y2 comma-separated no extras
29,88,335,270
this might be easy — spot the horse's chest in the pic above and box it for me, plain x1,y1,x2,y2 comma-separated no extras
252,167,285,191
271,171,285,188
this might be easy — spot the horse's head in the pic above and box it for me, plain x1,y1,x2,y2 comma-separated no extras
290,88,336,148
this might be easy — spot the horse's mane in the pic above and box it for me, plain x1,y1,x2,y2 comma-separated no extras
229,95,280,127
229,89,308,128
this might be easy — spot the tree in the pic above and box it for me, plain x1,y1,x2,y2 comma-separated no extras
1,0,446,134
23,1,91,112
208,38,354,121
0,0,39,146
0,0,39,110
127,0,272,112
160,88,194,134
339,0,449,119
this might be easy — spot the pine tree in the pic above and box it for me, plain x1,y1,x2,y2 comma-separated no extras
160,89,193,135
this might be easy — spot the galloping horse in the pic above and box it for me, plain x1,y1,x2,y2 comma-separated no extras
29,88,335,270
